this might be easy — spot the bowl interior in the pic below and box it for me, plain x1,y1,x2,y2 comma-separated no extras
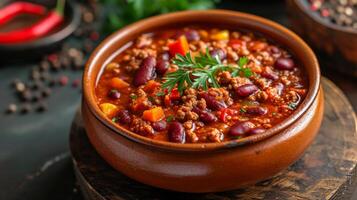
83,10,320,151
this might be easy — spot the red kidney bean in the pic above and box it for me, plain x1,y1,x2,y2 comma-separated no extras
133,56,156,86
261,68,278,80
269,46,280,54
160,51,170,61
245,106,268,115
184,30,200,41
201,93,227,111
274,58,295,70
152,120,167,131
108,89,121,99
155,59,169,75
229,121,255,136
117,110,131,124
236,84,259,97
168,122,185,143
210,48,226,61
248,128,266,135
200,111,217,123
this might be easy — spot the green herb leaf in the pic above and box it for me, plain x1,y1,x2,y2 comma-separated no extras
240,107,246,113
112,117,118,123
129,94,138,99
166,115,174,122
288,102,297,110
156,91,166,96
238,56,248,67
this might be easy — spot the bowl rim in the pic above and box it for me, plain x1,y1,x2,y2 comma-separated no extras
83,9,320,152
292,0,357,35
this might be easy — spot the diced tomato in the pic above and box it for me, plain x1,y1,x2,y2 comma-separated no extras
170,88,181,101
164,95,172,107
144,80,161,93
219,108,235,122
229,39,244,50
168,35,189,56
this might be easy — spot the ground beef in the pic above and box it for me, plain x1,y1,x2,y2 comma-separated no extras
130,117,154,136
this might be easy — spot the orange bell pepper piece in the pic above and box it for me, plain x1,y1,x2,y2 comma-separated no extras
142,107,165,122
110,77,129,90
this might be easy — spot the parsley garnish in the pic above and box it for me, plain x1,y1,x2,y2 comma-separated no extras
288,102,298,110
156,91,166,97
166,115,174,122
162,49,252,94
112,117,118,123
129,94,137,99
240,107,246,113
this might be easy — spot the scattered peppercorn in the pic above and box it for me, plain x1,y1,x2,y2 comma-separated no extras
41,87,52,97
59,75,69,86
20,103,32,114
6,103,17,114
36,101,48,112
72,79,81,88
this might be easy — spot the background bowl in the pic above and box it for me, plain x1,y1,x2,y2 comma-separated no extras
82,10,323,192
286,0,357,77
0,0,80,61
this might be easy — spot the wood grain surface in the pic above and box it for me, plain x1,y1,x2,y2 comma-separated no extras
70,77,357,200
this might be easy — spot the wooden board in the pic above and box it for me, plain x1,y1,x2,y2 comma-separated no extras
70,78,357,200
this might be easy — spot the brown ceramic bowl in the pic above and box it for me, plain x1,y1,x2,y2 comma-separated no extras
287,0,357,77
82,10,323,193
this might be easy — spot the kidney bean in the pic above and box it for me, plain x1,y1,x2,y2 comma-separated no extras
184,30,200,41
261,69,278,80
236,84,259,97
210,48,226,61
160,51,170,61
245,106,268,115
155,59,169,75
201,93,227,111
229,121,255,136
117,110,131,124
133,56,156,86
269,46,280,54
168,122,185,143
152,120,167,131
274,58,295,70
200,111,217,123
108,89,121,99
248,128,266,135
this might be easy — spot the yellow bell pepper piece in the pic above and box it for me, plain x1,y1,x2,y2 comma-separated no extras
211,30,230,41
99,103,118,117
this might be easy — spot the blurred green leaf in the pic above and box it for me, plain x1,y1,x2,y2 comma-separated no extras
100,0,219,33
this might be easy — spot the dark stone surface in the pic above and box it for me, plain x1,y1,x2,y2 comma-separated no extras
0,0,356,200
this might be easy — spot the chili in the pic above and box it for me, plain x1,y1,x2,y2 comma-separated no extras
95,27,308,144
0,2,47,26
0,0,65,44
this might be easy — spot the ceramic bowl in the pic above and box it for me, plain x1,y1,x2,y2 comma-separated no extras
82,10,323,193
287,0,357,77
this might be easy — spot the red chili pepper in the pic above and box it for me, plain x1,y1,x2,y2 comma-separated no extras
0,0,65,44
0,2,47,26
